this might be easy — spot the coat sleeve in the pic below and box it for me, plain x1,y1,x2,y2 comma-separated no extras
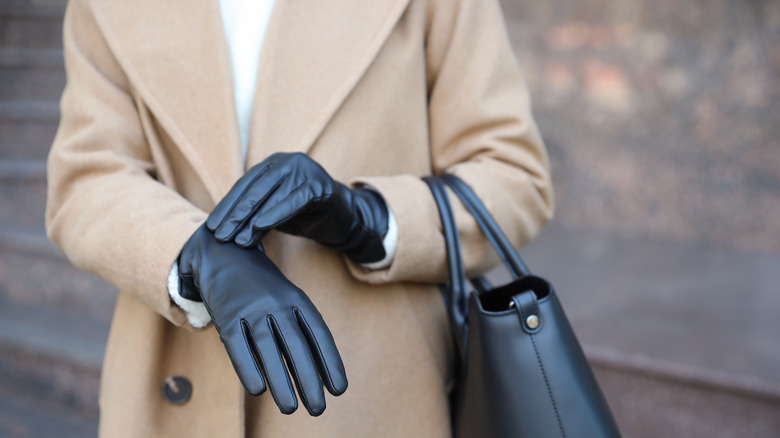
345,0,554,284
45,0,206,329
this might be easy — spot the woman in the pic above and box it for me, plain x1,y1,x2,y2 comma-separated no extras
46,0,553,436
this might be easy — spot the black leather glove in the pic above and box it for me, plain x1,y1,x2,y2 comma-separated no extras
206,152,389,264
178,224,348,416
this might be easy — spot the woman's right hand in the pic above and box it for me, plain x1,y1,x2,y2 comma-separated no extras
177,225,348,416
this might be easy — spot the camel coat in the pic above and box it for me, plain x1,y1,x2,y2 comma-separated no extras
45,0,554,436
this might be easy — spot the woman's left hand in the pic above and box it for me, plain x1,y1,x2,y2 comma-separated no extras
207,152,389,264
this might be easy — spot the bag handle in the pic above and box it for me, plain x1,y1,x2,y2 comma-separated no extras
424,176,466,293
424,174,538,360
440,174,532,279
423,176,469,360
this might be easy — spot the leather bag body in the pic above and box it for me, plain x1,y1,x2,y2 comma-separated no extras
425,175,621,438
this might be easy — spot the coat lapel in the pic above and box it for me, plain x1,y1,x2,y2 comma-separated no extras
244,0,411,167
92,0,243,200
91,0,410,197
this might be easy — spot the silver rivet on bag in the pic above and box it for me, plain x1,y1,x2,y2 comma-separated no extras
525,315,540,330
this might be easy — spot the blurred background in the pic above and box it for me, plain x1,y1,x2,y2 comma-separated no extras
0,0,778,436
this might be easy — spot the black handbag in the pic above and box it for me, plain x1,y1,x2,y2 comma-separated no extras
423,174,621,438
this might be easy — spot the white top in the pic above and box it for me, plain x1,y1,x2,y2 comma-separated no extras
219,0,277,158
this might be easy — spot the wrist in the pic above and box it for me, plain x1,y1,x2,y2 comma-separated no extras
168,262,211,328
342,187,390,263
359,207,397,270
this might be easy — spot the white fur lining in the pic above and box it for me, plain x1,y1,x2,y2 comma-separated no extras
360,207,398,271
168,263,212,329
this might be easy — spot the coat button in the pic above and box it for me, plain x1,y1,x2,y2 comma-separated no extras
161,375,192,405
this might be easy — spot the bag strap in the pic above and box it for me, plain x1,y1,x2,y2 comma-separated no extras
424,176,467,296
441,174,532,279
423,174,536,361
422,176,469,361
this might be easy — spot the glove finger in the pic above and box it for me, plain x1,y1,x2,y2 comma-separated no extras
270,312,327,416
247,317,299,414
295,308,348,396
233,181,314,247
221,322,266,396
207,162,280,240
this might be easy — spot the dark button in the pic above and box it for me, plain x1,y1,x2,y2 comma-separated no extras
161,375,192,405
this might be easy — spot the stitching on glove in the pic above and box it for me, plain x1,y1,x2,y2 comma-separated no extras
295,308,338,392
269,312,317,415
240,319,266,394
262,314,298,414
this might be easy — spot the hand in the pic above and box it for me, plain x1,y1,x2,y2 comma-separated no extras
206,152,389,264
178,225,348,416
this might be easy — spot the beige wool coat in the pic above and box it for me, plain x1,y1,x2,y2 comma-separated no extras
45,0,554,436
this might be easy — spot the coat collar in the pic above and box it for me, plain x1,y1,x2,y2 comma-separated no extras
91,0,410,201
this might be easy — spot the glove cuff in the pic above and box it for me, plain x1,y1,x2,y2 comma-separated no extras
341,187,390,264
168,262,211,328
359,207,397,270
176,254,204,302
